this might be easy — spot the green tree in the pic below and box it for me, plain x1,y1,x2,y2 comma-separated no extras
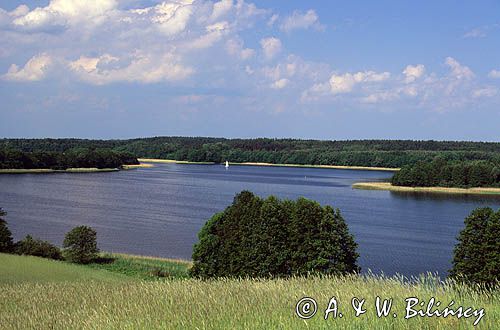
0,208,14,253
449,207,500,285
15,235,63,260
63,226,99,264
190,191,360,278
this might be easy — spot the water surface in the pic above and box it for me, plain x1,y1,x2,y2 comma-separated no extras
1,163,499,277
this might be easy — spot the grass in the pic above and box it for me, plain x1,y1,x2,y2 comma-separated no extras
0,253,127,284
0,264,498,329
87,253,191,280
137,158,399,171
353,182,500,195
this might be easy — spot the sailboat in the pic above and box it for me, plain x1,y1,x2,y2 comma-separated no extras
225,160,229,169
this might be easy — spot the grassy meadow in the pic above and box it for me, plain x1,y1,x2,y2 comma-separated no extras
0,253,498,329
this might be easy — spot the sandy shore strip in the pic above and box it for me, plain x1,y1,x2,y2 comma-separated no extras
138,158,399,171
122,163,155,169
138,158,215,165
352,182,500,195
235,162,399,171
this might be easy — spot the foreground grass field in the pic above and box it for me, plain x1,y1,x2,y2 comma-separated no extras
0,253,127,284
0,253,498,329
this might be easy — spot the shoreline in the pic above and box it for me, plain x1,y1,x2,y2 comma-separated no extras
0,168,120,174
0,163,154,174
353,182,500,195
138,158,399,171
122,163,155,170
138,158,215,165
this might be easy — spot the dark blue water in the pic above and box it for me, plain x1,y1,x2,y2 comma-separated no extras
1,164,499,277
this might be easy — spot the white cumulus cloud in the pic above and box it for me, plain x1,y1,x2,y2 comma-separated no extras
403,64,425,83
270,78,289,89
445,57,474,80
328,71,390,94
260,37,282,59
280,9,324,32
2,53,52,81
488,70,500,79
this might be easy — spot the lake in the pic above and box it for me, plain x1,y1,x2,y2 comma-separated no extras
1,163,499,277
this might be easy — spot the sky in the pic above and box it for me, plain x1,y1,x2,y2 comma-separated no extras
0,0,499,141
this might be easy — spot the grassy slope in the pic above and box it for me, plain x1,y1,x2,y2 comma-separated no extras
88,253,191,280
353,182,500,195
0,253,127,284
1,253,499,329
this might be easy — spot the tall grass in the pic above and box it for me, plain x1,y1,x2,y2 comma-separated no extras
1,273,498,329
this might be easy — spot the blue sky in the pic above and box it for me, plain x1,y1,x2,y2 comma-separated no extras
0,0,499,140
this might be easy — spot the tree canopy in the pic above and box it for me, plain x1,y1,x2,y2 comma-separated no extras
191,191,359,278
392,158,500,188
449,207,500,285
1,137,499,169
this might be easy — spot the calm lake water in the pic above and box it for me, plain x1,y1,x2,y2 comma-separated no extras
1,163,499,277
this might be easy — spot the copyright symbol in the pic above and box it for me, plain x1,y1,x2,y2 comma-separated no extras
295,297,317,319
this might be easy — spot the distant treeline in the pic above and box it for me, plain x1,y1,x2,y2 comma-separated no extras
1,137,499,168
0,148,138,170
392,159,500,188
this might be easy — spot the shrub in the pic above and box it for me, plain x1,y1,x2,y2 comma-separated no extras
449,207,500,285
191,191,359,278
0,208,14,253
15,235,63,260
63,226,99,264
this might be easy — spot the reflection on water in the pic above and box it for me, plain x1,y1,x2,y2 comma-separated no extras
390,191,500,202
1,163,499,278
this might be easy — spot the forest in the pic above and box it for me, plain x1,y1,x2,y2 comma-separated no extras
1,137,499,169
0,148,138,170
391,158,500,188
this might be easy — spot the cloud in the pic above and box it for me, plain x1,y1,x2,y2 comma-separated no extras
463,24,499,38
328,71,390,94
68,53,193,84
280,9,324,32
210,0,233,21
445,57,474,80
12,0,118,32
1,0,269,85
151,0,194,36
260,37,282,59
488,70,500,79
2,53,52,81
225,38,254,60
267,14,278,27
403,64,425,83
472,87,498,98
270,78,289,89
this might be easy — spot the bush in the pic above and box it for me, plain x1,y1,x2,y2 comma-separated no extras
0,208,14,253
15,235,63,260
191,191,359,278
449,207,500,285
63,226,99,264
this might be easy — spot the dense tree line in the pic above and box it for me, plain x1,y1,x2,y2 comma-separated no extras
392,158,500,188
191,191,359,278
1,137,499,168
0,148,138,170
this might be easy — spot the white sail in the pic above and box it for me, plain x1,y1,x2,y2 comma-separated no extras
225,160,229,168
